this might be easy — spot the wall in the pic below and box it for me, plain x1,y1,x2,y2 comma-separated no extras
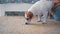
0,3,33,16
5,3,33,11
0,4,6,16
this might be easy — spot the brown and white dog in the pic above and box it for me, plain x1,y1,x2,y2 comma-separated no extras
25,0,54,24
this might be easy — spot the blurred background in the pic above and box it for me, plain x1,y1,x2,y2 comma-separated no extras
0,0,39,16
0,0,39,4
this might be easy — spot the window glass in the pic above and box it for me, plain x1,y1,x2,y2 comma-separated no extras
0,0,39,4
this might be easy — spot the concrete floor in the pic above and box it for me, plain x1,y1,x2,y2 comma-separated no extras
0,16,60,34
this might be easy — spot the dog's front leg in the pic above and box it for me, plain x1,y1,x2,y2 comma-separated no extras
37,15,41,22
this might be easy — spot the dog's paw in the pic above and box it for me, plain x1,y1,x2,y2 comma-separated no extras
42,22,47,24
37,20,42,22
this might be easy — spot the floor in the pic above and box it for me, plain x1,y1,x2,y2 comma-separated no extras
0,16,60,34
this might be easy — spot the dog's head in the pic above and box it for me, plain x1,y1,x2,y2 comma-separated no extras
25,11,33,20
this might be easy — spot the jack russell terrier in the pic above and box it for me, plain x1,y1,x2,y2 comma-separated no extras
25,0,54,24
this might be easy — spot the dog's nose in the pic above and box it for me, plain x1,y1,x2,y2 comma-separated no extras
25,22,29,25
25,20,30,25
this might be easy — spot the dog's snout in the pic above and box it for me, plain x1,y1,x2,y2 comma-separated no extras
26,18,29,20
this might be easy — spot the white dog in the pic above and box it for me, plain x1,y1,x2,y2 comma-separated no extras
25,0,54,24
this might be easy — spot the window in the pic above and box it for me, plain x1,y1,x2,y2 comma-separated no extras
5,11,24,16
16,0,22,3
0,0,39,4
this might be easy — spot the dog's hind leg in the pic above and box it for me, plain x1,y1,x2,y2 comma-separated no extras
42,11,48,24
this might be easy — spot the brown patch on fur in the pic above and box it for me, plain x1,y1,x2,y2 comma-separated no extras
25,11,33,19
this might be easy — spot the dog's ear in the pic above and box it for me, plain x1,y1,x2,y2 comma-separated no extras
24,11,33,19
27,11,33,19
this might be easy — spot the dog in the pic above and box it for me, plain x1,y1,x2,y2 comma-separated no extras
25,0,54,24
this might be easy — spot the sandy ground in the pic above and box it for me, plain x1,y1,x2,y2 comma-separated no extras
0,16,60,34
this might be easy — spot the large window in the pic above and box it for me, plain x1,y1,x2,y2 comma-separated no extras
5,11,24,16
0,0,39,4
